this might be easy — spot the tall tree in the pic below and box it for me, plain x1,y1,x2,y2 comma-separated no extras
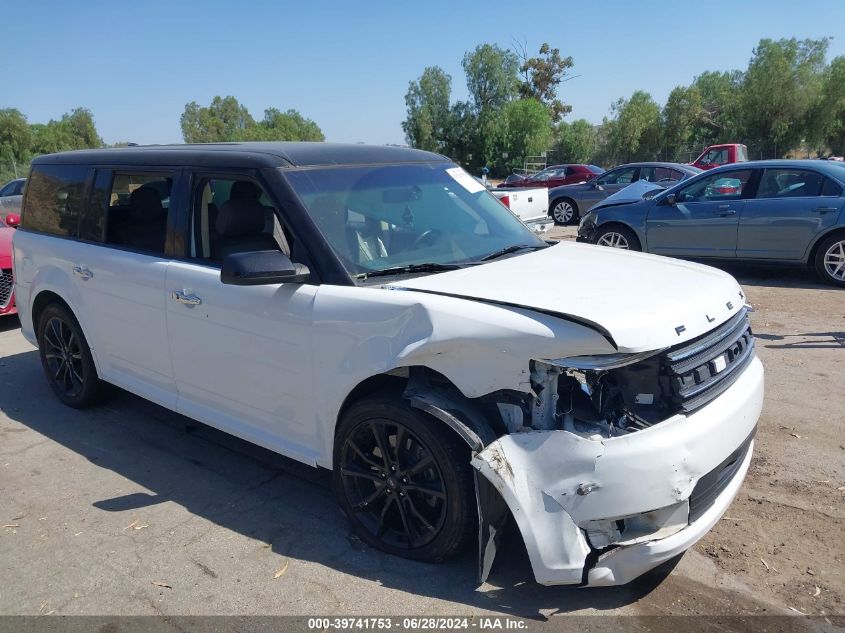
402,66,452,153
691,71,743,146
492,98,552,172
255,108,325,141
662,85,703,155
462,44,520,112
515,42,574,121
808,55,845,154
0,109,32,165
181,96,256,143
741,37,829,156
555,119,596,164
603,91,662,163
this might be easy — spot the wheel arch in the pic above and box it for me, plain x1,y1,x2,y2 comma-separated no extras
30,289,103,377
805,225,845,266
593,220,642,249
549,196,579,219
334,365,503,452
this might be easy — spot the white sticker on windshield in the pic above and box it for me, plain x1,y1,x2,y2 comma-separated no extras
445,167,486,194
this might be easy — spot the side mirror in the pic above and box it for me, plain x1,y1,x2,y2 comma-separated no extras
4,213,20,228
221,250,310,286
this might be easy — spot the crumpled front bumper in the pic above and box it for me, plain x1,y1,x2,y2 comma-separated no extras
471,356,763,586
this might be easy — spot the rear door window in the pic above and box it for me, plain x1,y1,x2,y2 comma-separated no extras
755,169,825,199
100,172,175,254
821,178,843,197
597,167,638,186
21,165,90,237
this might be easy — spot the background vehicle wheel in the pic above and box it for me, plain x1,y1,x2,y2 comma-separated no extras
36,303,108,408
550,198,578,225
593,225,641,251
814,233,845,287
333,393,476,563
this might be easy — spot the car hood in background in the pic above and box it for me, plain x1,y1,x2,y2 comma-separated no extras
386,242,744,353
590,180,665,211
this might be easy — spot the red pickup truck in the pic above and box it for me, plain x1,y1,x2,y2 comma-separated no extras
690,144,748,170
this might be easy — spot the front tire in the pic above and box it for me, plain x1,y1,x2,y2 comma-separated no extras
550,198,578,225
36,303,108,408
333,393,476,563
593,225,642,251
814,233,845,287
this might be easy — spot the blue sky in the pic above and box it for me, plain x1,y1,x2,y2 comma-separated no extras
4,0,844,146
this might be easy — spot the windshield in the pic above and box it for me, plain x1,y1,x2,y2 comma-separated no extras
284,163,546,278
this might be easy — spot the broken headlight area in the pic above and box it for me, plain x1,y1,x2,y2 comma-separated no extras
528,351,675,437
524,308,755,438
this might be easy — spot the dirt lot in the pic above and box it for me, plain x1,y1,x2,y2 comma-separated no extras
0,226,843,625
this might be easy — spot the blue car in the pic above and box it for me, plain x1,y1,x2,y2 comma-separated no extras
577,160,845,286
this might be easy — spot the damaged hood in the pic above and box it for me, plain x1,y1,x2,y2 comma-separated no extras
386,242,745,352
591,180,666,211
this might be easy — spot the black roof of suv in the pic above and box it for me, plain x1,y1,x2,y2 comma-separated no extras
32,142,447,169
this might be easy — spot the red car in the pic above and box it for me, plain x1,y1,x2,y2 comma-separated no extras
498,164,604,189
0,213,19,317
690,144,748,170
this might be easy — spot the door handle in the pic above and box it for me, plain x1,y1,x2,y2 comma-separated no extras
171,290,202,306
813,207,836,214
72,265,93,280
717,205,737,216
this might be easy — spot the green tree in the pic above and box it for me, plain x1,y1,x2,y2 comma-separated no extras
809,55,845,154
662,85,703,156
255,108,325,141
741,37,829,156
555,119,596,163
603,91,662,163
61,108,102,148
462,44,520,112
492,98,552,173
402,66,452,153
0,109,32,164
180,96,256,143
516,42,574,121
691,70,743,145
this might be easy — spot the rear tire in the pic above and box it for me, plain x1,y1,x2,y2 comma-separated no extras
333,393,476,563
550,198,578,225
36,303,108,408
593,225,642,251
814,233,845,287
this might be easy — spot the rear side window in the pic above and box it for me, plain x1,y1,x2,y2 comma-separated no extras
103,173,174,254
756,169,825,198
821,178,843,197
22,165,89,237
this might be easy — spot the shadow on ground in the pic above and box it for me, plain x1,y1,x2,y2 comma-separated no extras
0,347,678,618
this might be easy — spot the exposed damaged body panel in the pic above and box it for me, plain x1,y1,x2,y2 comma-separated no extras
472,358,763,586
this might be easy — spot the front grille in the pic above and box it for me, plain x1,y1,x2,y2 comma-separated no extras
688,426,755,522
0,268,12,307
662,308,755,413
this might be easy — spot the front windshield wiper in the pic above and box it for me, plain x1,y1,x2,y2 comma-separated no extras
354,262,464,280
479,243,549,262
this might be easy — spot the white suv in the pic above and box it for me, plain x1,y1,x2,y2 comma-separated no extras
13,143,763,586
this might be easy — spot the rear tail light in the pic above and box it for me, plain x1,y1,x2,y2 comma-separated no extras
499,195,510,208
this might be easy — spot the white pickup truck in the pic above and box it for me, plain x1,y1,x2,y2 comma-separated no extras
490,186,552,233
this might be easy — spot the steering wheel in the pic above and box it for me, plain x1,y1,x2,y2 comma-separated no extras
413,229,442,249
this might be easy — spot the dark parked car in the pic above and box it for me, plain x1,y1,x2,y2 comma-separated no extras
497,164,603,190
548,162,701,224
577,160,845,286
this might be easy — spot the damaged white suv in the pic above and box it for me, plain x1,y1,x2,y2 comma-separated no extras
14,143,763,587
